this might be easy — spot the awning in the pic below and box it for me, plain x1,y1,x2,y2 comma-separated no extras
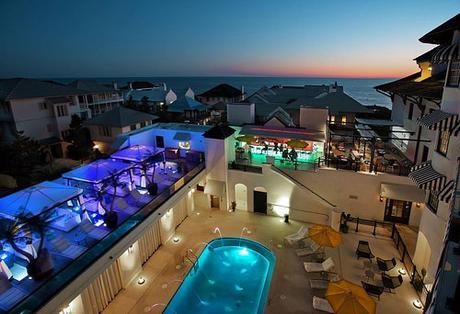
409,161,446,191
355,118,402,127
204,179,225,196
417,110,459,132
439,180,455,203
355,123,381,141
111,145,164,163
432,43,458,64
452,121,460,136
0,181,82,219
380,183,425,203
240,125,325,142
173,132,191,141
62,158,132,184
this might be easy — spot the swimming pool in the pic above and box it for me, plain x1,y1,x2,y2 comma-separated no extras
164,237,275,314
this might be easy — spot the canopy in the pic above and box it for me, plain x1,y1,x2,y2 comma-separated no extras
417,109,458,132
409,160,446,191
0,181,82,219
308,225,342,248
173,132,191,141
204,180,225,196
355,124,381,141
380,183,425,203
111,145,164,163
240,125,325,142
326,280,376,314
62,159,132,184
355,118,402,127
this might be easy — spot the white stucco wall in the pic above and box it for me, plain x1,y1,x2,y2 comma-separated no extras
227,103,255,125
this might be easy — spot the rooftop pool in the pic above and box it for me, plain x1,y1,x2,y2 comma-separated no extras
164,237,275,314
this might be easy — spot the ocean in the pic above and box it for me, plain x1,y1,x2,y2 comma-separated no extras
54,76,393,109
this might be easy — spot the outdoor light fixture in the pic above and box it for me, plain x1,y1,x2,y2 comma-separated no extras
138,276,146,285
379,195,383,202
128,245,134,254
416,202,421,208
93,144,99,150
59,305,71,314
173,236,180,243
398,268,407,275
413,299,422,309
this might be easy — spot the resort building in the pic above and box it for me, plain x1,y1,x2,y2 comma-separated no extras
124,87,177,113
196,83,245,105
84,106,159,153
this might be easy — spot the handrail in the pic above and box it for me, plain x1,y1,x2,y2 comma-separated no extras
270,165,336,207
267,202,329,220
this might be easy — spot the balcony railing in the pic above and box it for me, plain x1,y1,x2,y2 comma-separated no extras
228,162,263,173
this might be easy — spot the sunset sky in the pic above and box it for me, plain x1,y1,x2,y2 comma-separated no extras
1,0,458,78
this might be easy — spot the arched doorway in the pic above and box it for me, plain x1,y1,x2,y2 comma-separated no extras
235,183,247,211
254,187,267,214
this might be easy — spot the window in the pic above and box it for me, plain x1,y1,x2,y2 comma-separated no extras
437,130,450,156
56,105,68,117
341,115,347,126
39,102,48,110
408,103,414,120
130,124,137,131
98,126,112,137
140,121,146,128
329,115,335,125
447,55,460,87
427,190,439,214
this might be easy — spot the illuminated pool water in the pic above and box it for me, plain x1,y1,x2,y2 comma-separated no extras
164,237,275,314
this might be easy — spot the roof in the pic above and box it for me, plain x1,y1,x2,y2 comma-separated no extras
287,92,370,114
209,101,227,111
240,125,325,142
266,107,295,127
122,81,159,90
84,106,158,128
197,84,243,98
0,181,82,219
62,158,133,184
167,96,207,113
414,46,442,62
375,71,445,100
203,124,236,139
419,13,460,45
355,118,402,127
125,89,170,102
47,96,72,104
0,78,81,101
67,79,116,93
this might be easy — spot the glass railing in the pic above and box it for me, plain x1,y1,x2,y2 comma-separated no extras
10,162,205,314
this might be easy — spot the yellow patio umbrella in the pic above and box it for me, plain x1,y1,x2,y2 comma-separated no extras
308,224,342,248
326,280,376,314
236,135,256,143
286,139,309,149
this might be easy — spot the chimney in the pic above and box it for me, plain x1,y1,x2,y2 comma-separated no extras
241,85,245,100
128,82,133,90
163,82,167,91
112,81,118,90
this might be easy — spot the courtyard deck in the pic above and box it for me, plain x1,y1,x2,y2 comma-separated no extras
103,198,422,314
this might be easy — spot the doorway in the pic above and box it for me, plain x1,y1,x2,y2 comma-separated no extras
253,187,267,214
421,145,429,163
210,195,220,208
156,135,165,148
235,183,247,211
384,199,411,224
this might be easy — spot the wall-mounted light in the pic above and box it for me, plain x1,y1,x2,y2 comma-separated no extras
398,268,407,276
412,299,422,309
59,305,71,314
173,236,180,243
138,276,146,285
379,195,383,202
416,202,421,208
128,245,134,254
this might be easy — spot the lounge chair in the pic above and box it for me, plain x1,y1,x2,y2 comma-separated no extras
50,237,86,259
304,257,335,273
296,241,321,257
361,281,384,300
356,240,375,260
313,296,334,313
377,257,397,273
79,220,109,240
284,225,309,246
382,273,403,293
309,274,340,290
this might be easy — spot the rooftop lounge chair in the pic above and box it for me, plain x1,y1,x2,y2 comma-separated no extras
284,225,309,246
377,257,397,273
79,220,109,240
382,273,403,293
312,296,334,313
356,240,375,260
304,257,335,273
361,281,384,300
296,241,321,257
50,237,86,259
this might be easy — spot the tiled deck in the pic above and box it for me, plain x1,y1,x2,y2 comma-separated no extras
103,196,422,314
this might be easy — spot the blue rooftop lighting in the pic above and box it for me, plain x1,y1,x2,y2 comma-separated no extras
0,181,82,219
111,145,164,163
62,159,133,184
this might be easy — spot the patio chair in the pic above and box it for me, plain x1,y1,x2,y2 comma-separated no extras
377,257,397,273
79,219,109,240
284,225,308,246
356,240,375,260
296,241,321,257
304,257,335,273
50,237,86,259
381,273,403,293
361,281,384,300
312,296,334,313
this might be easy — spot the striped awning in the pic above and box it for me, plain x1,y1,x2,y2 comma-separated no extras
432,43,458,64
409,161,446,191
417,110,459,131
452,121,460,136
439,180,455,203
